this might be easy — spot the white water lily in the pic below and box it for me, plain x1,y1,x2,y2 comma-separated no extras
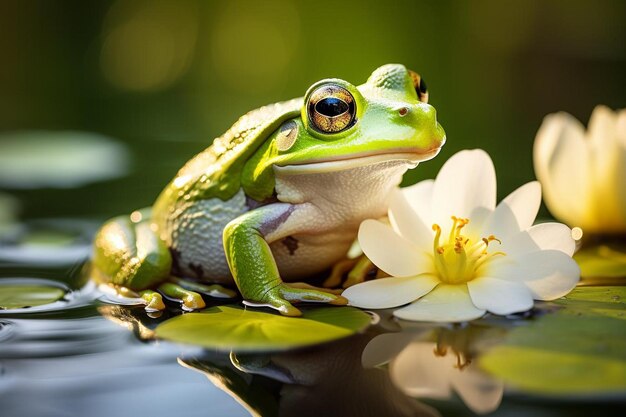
534,106,626,234
343,149,580,322
363,334,503,415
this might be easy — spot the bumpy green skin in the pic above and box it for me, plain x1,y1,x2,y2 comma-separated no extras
92,208,171,290
92,64,446,313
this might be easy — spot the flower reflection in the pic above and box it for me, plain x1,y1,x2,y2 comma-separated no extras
363,326,505,415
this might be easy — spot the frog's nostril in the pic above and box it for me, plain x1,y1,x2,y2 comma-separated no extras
398,107,409,117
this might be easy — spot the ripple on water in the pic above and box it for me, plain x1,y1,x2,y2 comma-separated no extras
0,319,15,342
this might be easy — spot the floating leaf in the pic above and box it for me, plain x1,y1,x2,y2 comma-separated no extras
0,131,130,189
156,305,370,352
0,282,66,309
480,287,626,395
556,286,626,320
574,243,626,283
0,219,95,266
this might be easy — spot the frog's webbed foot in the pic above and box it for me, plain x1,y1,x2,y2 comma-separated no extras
323,255,377,289
158,282,206,311
99,283,166,312
323,258,358,288
342,255,376,288
139,289,166,311
171,277,238,299
249,283,348,317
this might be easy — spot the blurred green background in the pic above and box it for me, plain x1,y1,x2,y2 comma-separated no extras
1,0,625,221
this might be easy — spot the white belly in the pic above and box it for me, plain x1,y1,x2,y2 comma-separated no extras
162,158,415,284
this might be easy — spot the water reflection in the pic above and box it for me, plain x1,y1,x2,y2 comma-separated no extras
1,227,623,417
0,309,249,417
180,333,439,417
97,304,437,416
364,324,506,414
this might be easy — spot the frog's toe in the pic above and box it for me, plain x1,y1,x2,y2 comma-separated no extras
323,258,357,288
285,282,344,295
158,282,206,311
280,283,348,305
139,290,166,311
171,277,238,299
342,256,376,288
244,295,302,317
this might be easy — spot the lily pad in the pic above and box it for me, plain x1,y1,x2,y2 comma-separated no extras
155,305,371,352
0,131,130,189
479,287,626,395
0,282,66,309
0,219,95,266
574,244,626,282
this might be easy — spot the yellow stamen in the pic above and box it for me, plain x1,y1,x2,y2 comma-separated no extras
431,217,506,284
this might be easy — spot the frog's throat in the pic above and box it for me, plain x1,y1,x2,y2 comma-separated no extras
274,149,440,175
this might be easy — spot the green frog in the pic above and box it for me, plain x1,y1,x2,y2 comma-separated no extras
92,64,446,316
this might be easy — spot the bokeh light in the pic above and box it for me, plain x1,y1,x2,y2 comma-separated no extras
100,0,199,92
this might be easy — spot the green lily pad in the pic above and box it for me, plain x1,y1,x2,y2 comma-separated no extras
155,305,371,352
0,131,129,189
556,286,626,320
0,283,66,309
574,244,626,282
480,287,626,395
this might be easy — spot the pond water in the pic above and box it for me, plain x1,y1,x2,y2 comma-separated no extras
0,222,624,417
0,138,624,417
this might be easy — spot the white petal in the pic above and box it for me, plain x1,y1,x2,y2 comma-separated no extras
389,342,453,399
467,276,534,315
432,150,496,228
502,222,576,257
606,109,626,232
399,179,435,227
343,274,439,309
479,201,521,242
389,187,433,248
361,332,414,368
588,105,618,150
482,182,542,239
616,144,626,227
487,250,580,300
587,106,626,232
393,284,486,322
450,365,504,414
358,219,429,277
533,112,590,227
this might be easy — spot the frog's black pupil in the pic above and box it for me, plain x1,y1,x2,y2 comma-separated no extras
315,97,349,117
419,78,428,94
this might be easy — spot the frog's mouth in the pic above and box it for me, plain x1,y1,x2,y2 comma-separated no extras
275,147,442,175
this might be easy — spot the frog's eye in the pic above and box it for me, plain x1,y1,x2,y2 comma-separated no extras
307,84,356,134
408,70,428,103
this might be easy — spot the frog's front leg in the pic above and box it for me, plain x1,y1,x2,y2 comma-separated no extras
223,203,347,316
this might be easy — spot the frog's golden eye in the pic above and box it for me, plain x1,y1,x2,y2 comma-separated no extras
408,70,428,103
307,84,356,134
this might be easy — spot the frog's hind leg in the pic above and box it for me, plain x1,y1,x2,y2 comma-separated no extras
93,208,173,312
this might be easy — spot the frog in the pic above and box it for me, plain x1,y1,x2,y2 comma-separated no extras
92,64,446,316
